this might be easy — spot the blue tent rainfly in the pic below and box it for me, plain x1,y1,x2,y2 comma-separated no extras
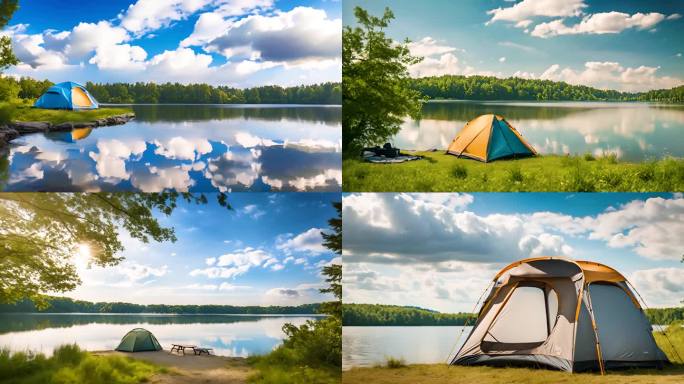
34,81,99,110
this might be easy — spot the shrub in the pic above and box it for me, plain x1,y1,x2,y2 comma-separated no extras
508,167,523,183
0,344,160,384
0,103,16,124
385,357,406,369
583,153,596,161
0,77,20,101
452,164,468,179
636,162,656,182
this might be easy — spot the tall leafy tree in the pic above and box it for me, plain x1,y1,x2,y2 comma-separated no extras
320,201,341,319
0,0,18,72
342,6,424,153
274,201,342,371
0,192,230,307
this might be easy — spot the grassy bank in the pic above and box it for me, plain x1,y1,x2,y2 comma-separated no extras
0,102,132,125
246,318,341,384
343,152,684,192
248,349,340,384
344,323,684,383
0,344,163,384
343,364,684,384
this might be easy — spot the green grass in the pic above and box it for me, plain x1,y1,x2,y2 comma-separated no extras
344,152,684,192
654,322,684,364
344,324,684,384
0,101,132,125
343,364,684,384
0,344,163,384
247,348,340,384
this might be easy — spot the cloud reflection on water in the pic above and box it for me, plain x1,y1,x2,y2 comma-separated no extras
1,105,341,192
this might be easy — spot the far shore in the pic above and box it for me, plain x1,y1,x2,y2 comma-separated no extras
95,350,253,384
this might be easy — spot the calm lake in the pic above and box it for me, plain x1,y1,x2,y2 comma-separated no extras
0,313,320,357
1,104,341,192
394,101,684,162
342,326,472,369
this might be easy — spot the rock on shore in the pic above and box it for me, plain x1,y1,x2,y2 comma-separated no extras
0,113,135,146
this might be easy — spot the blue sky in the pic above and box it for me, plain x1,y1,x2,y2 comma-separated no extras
2,0,341,87
344,0,684,92
342,193,684,312
69,193,340,306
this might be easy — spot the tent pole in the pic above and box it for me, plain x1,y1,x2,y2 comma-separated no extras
478,282,519,346
570,281,585,374
625,280,683,364
446,280,495,364
584,286,606,375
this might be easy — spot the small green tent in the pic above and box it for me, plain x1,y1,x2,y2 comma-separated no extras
115,328,162,352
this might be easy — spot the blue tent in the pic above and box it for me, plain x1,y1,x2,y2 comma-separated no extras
34,81,99,110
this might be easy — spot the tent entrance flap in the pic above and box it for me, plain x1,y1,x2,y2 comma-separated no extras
482,283,558,352
72,87,93,107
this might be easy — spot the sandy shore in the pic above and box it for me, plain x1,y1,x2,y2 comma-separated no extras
95,350,253,384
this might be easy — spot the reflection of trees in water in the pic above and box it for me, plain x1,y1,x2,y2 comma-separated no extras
0,146,8,190
416,102,591,122
131,105,341,124
0,314,319,334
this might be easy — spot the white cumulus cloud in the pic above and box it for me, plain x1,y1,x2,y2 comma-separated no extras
276,228,327,255
487,0,587,24
531,12,668,38
538,61,684,92
190,247,275,279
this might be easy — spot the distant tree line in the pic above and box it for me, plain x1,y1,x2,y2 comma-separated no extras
343,303,684,326
410,75,684,103
646,307,684,325
0,296,321,314
0,76,341,104
342,303,475,326
85,81,341,104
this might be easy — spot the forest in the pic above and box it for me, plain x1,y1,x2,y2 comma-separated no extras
0,76,341,104
5,74,683,105
343,304,475,326
343,303,684,326
410,75,684,103
0,296,321,314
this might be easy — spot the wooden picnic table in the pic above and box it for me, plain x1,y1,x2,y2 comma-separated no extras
170,344,196,355
170,344,214,356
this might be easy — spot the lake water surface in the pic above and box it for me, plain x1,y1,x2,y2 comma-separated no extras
0,313,319,357
1,104,341,192
343,326,472,369
394,101,684,162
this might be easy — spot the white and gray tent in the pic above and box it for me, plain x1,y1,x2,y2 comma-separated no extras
451,257,669,373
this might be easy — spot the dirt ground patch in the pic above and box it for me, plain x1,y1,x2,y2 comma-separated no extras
96,351,254,384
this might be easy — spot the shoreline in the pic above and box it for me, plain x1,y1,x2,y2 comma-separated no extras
0,112,135,147
95,350,253,384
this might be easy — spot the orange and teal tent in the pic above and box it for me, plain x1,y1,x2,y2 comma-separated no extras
446,114,536,162
34,81,99,110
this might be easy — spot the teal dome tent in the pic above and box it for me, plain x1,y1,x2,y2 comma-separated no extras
115,328,162,352
34,81,99,110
